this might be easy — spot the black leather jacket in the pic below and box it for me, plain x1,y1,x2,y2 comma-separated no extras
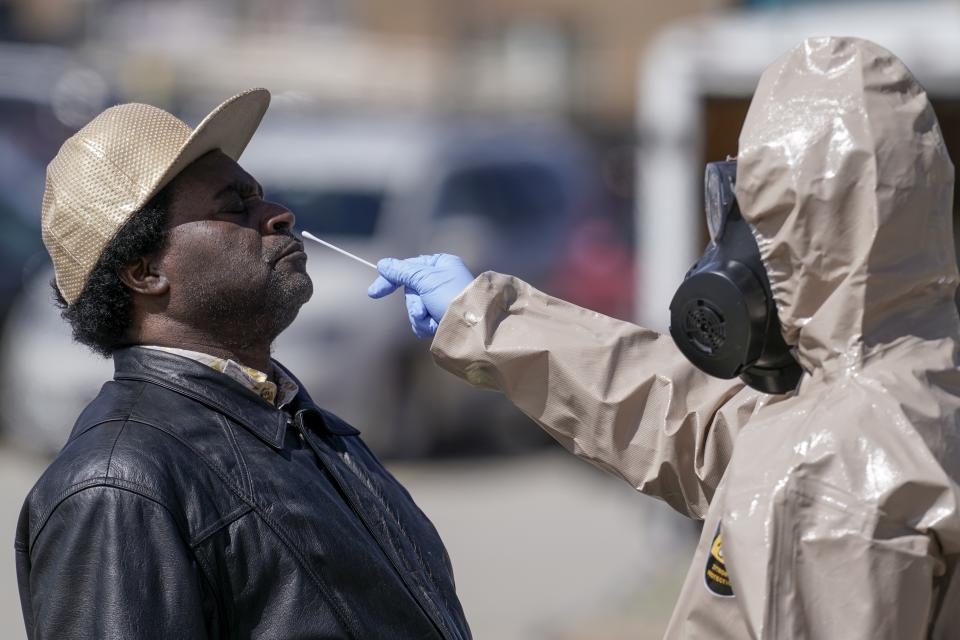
16,347,471,639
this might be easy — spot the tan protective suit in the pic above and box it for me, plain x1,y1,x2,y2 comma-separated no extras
430,37,960,638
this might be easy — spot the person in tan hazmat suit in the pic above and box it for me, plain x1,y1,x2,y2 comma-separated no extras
367,36,960,638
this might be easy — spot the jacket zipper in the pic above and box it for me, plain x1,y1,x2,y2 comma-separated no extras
291,415,459,640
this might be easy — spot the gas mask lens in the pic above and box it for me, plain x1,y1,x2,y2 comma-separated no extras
704,160,737,241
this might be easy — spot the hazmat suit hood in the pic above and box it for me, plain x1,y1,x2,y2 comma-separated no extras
736,36,960,373
429,35,960,638
719,37,960,636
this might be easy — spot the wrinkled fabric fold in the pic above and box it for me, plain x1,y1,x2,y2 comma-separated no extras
432,272,767,519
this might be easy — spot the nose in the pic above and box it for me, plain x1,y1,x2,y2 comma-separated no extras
261,201,296,235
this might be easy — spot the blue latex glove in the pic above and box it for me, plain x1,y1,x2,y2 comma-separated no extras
368,254,476,339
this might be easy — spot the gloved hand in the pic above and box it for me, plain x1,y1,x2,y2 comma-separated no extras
368,254,476,339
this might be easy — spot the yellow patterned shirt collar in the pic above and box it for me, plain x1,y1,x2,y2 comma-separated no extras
141,346,299,407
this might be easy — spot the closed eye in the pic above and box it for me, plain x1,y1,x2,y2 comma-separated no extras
220,189,263,214
220,192,247,213
216,180,264,214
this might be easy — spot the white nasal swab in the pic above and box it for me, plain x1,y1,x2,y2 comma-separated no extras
301,231,378,271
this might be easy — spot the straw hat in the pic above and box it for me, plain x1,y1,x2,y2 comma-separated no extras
41,88,271,304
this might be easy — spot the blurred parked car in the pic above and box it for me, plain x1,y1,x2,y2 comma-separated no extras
1,111,633,457
0,43,102,331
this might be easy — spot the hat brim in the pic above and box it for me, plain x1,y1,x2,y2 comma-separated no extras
145,87,270,204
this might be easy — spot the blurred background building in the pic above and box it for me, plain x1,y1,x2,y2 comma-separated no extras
1,0,959,638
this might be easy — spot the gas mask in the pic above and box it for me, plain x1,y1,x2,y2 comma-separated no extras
669,160,802,394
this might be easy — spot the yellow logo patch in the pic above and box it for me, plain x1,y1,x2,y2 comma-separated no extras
704,524,734,597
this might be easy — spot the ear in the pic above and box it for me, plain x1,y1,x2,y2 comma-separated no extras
119,255,169,297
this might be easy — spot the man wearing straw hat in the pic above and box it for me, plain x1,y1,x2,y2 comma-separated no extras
15,89,471,640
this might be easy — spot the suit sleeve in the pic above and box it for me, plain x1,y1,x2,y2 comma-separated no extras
430,272,765,518
23,485,210,640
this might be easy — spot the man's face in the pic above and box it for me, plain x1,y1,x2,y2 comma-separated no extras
157,150,313,347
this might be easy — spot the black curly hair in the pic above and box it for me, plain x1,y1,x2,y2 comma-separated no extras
53,185,174,357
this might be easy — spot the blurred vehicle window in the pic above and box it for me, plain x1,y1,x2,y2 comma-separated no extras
0,194,35,255
271,188,385,236
434,163,565,229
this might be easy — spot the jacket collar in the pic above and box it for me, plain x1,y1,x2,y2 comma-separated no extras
112,346,357,449
273,360,360,437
